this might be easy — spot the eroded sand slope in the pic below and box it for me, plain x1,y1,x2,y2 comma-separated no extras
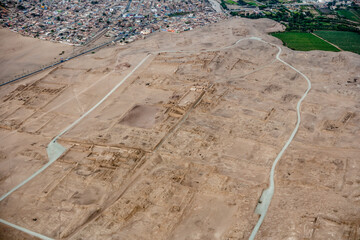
0,28,74,83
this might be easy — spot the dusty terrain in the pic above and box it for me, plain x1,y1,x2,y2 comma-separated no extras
0,28,74,83
0,18,359,239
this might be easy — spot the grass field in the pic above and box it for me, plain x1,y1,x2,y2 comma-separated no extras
314,31,360,54
225,0,237,4
247,2,258,6
336,9,360,22
271,32,340,52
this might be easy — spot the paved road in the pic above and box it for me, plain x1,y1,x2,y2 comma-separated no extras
0,37,311,240
0,34,126,87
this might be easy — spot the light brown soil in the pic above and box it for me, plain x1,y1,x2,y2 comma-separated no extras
119,105,163,129
0,28,74,83
0,18,359,240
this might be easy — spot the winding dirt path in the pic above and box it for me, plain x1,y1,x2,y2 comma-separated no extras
0,37,312,240
249,39,312,240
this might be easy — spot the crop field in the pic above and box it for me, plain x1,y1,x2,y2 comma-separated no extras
336,9,360,22
314,31,360,54
271,32,340,52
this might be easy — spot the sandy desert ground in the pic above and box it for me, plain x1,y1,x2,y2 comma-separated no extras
0,18,359,239
0,28,75,83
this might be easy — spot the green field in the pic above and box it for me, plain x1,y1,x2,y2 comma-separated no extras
337,9,360,22
225,0,237,4
314,31,360,54
271,32,340,52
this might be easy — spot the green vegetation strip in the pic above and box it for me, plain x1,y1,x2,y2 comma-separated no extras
337,9,360,22
225,0,237,5
168,11,192,17
314,31,360,54
271,32,340,52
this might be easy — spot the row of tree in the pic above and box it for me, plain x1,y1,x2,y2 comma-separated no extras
231,7,360,33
